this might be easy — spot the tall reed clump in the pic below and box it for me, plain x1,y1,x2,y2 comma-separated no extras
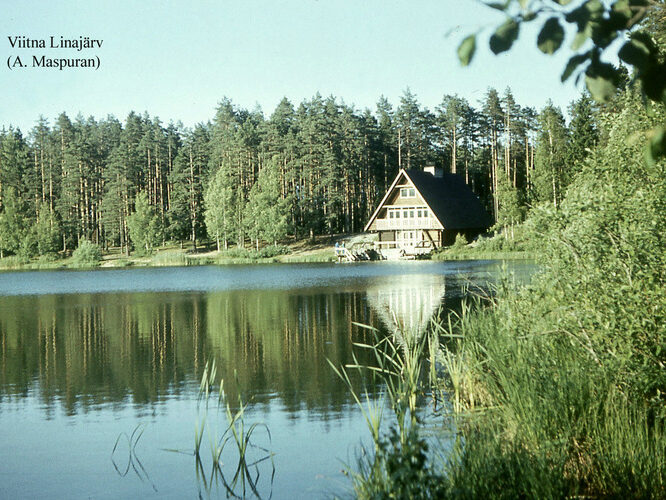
436,90,666,498
150,251,191,267
331,320,450,499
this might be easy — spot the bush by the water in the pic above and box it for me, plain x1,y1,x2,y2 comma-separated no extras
218,244,290,260
438,89,666,497
432,224,534,260
71,239,102,266
0,255,30,269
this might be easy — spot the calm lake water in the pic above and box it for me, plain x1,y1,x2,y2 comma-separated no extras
0,261,532,499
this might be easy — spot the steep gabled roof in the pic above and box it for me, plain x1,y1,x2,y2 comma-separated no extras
364,169,492,231
405,169,492,230
363,169,411,231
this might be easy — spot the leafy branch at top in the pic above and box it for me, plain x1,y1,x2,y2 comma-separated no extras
459,0,665,103
458,0,666,163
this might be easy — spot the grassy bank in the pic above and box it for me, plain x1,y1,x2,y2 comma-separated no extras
0,237,339,271
432,226,536,261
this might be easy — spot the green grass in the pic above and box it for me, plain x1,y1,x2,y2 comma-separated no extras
149,251,191,266
277,254,335,263
340,269,665,498
432,250,535,261
0,238,342,270
330,320,450,499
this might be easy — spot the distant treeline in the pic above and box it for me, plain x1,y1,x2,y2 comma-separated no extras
0,88,597,256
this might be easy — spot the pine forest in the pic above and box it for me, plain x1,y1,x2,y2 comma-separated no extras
0,88,598,258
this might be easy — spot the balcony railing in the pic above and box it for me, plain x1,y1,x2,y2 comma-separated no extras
374,218,440,230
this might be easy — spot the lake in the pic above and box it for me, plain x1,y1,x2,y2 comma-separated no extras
0,260,532,499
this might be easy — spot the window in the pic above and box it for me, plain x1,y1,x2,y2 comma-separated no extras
400,187,416,198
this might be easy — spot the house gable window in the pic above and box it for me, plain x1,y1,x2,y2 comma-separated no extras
400,187,416,198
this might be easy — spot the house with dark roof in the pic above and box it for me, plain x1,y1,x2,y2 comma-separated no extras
364,167,492,256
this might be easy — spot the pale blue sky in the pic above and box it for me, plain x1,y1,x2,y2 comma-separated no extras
1,0,586,133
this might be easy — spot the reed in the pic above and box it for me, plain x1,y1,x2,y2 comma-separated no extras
111,424,157,491
190,360,275,499
150,251,191,267
330,317,448,498
342,262,665,498
434,271,666,498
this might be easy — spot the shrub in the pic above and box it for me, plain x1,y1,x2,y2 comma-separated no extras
256,244,290,258
71,239,102,267
451,233,468,250
218,244,290,260
151,251,189,266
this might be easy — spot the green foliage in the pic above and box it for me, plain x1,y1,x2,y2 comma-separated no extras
533,102,570,206
0,255,29,269
216,244,290,261
353,426,447,500
432,223,534,260
331,320,443,499
495,172,523,226
567,93,598,167
127,192,163,255
436,88,666,497
457,35,476,66
256,244,290,258
452,233,468,250
204,165,235,250
34,204,61,257
244,159,289,248
71,239,102,266
489,18,520,54
150,251,190,267
169,124,209,247
0,187,27,257
537,17,565,55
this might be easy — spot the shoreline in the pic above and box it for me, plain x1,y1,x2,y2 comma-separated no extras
0,237,535,272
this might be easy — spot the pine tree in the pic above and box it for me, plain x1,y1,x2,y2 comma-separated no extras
567,93,598,170
396,89,435,170
481,88,504,220
127,191,163,254
375,96,397,193
533,102,570,207
170,124,209,249
204,165,235,251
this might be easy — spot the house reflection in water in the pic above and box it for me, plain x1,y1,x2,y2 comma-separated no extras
365,273,448,335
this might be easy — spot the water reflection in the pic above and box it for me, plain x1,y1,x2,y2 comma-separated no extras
0,262,528,416
0,289,385,416
366,274,448,335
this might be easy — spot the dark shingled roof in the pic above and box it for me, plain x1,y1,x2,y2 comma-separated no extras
405,169,492,230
